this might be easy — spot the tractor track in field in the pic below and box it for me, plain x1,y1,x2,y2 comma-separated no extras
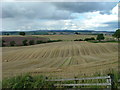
2,41,118,78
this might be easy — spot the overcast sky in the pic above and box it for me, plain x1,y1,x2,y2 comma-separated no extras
1,2,119,31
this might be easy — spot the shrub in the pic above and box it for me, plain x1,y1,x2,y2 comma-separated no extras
2,74,55,88
19,32,25,36
53,32,56,35
74,39,83,41
74,39,78,41
84,37,95,41
10,41,16,46
84,38,91,41
74,32,81,35
36,40,43,44
2,40,5,47
90,37,95,40
29,40,35,45
6,33,9,35
48,40,62,43
22,40,28,46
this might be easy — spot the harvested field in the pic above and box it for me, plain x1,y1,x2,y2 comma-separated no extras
33,35,113,41
2,41,118,78
2,36,50,46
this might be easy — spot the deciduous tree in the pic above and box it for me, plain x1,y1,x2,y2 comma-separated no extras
113,29,120,40
96,34,105,41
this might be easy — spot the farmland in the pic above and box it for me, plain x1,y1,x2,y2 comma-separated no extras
2,35,118,78
33,35,114,41
2,36,50,46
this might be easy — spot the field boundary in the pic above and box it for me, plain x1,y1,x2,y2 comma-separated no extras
46,74,115,89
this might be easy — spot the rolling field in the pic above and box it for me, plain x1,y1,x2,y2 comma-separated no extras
33,35,114,41
33,35,97,40
2,40,118,78
2,36,49,46
1,34,114,41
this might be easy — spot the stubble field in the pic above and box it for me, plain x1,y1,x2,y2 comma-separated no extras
2,35,118,78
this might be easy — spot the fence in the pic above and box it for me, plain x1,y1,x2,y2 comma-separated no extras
46,74,114,89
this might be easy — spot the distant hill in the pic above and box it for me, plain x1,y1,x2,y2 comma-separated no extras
0,30,114,35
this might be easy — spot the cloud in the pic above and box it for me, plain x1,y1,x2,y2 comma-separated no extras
94,21,118,31
2,2,117,19
71,4,118,31
53,2,117,14
1,2,118,31
2,2,74,20
104,21,118,28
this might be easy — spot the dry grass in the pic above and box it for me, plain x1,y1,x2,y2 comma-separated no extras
2,35,113,41
2,41,118,78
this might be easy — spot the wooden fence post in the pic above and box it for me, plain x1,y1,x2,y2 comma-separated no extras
74,76,78,88
107,75,111,89
106,78,109,88
108,74,114,89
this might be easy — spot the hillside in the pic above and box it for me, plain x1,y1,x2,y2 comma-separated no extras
2,41,118,78
1,30,114,35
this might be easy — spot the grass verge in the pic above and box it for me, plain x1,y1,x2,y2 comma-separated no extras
2,71,120,88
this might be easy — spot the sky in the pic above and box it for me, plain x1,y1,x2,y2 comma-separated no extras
1,1,119,31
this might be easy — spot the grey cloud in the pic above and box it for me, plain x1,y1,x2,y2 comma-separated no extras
53,2,117,14
1,2,118,31
2,2,117,20
2,2,74,20
104,21,118,28
95,21,118,31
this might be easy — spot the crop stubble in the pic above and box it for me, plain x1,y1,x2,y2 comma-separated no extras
2,41,118,78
